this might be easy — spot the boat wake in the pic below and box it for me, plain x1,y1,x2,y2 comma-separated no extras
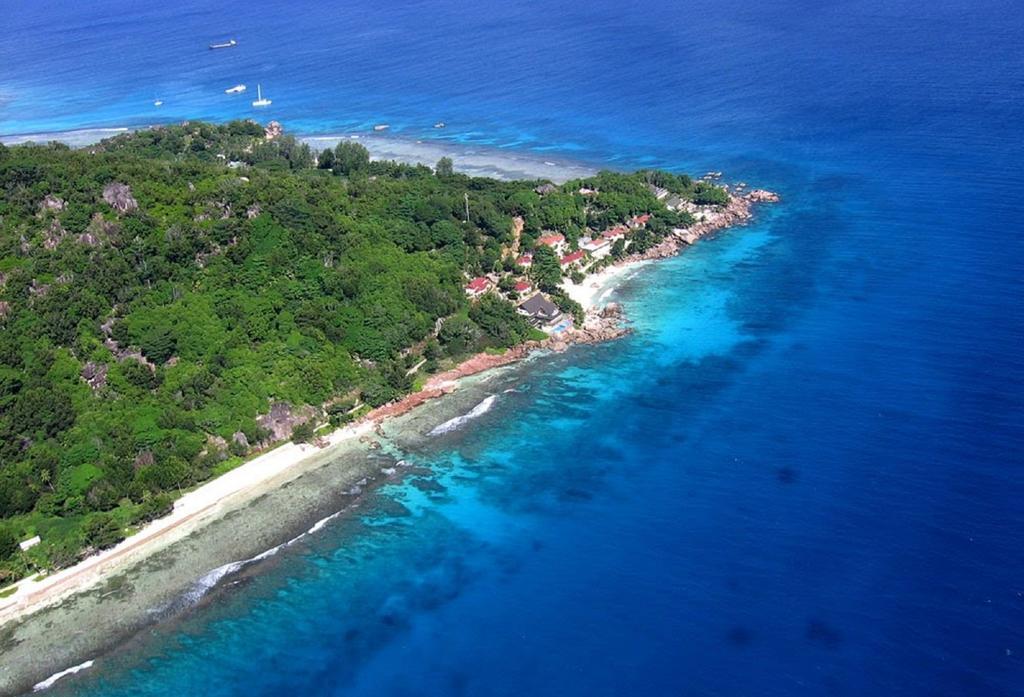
428,395,497,436
32,660,94,692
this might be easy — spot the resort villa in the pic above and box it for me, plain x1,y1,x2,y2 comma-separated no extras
581,236,611,258
628,213,651,229
601,225,627,241
513,280,533,296
537,232,566,254
560,250,585,269
465,276,492,297
517,293,563,328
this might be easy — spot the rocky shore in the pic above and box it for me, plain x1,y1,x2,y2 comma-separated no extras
360,305,628,424
0,175,777,696
365,188,779,426
624,189,779,262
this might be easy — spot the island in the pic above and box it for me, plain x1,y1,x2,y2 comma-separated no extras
0,121,776,689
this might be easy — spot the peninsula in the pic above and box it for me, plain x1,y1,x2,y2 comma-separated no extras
0,121,776,662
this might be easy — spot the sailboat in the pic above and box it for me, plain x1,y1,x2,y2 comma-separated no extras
251,84,272,107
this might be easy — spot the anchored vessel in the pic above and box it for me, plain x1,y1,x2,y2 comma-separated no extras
209,39,237,49
251,84,272,107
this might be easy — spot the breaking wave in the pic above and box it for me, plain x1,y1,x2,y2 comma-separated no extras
32,660,94,692
428,395,497,436
179,501,361,607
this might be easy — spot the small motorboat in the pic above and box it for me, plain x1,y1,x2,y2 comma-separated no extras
373,124,390,132
433,121,446,129
225,84,247,94
209,39,237,50
153,100,163,107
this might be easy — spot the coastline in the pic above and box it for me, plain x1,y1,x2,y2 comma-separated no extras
0,125,599,185
0,126,776,694
0,188,769,632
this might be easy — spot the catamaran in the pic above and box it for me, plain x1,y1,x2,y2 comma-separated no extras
225,84,247,94
251,84,272,107
209,39,237,49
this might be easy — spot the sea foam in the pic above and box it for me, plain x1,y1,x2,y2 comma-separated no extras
428,395,497,436
32,660,94,692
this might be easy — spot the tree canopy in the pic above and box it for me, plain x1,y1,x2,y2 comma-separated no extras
0,120,724,579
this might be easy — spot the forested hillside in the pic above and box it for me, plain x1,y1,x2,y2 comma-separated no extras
0,121,713,578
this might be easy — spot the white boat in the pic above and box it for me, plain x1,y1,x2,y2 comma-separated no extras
373,123,389,132
433,121,446,129
225,84,247,94
153,100,163,107
251,84,272,107
209,39,237,50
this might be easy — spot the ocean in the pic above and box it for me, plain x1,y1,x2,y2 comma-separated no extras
3,0,1024,695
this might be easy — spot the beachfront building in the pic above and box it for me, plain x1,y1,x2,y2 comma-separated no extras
537,232,566,254
560,250,585,270
602,225,627,242
534,183,557,195
581,237,611,258
517,293,562,328
465,276,491,298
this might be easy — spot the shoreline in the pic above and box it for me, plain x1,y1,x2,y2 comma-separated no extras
0,188,773,634
0,125,776,693
0,124,600,185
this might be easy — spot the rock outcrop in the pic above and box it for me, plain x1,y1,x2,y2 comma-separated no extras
256,402,317,442
43,219,66,250
80,362,108,391
746,189,780,203
39,195,66,213
101,182,138,214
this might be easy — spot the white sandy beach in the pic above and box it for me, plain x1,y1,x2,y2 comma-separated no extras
564,260,647,311
0,256,638,630
0,420,374,628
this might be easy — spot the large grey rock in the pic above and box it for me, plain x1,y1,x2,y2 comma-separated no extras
102,182,138,214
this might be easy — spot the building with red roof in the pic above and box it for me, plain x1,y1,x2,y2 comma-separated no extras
560,250,585,268
537,232,566,253
516,252,533,268
513,280,533,294
582,237,611,258
465,276,491,297
628,213,651,229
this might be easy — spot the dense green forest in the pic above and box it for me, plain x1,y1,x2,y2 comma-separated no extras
0,121,720,580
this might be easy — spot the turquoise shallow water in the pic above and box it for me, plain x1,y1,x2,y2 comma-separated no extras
3,0,1023,695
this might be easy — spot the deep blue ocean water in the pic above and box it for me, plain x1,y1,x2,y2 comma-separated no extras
3,0,1024,695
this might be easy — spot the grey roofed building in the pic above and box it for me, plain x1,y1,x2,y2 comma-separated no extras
518,293,562,325
534,183,558,195
664,194,684,210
